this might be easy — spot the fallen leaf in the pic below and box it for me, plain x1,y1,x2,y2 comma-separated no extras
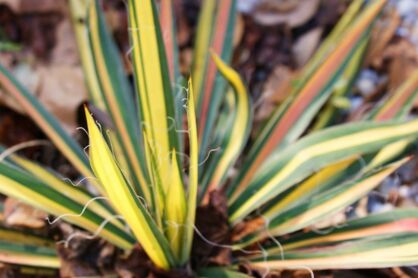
37,65,87,133
3,197,47,229
51,18,79,66
383,39,418,91
367,9,401,68
253,0,320,28
254,65,294,123
292,27,323,67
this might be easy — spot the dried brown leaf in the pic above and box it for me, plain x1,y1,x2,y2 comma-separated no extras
253,0,320,27
3,197,47,229
292,27,323,67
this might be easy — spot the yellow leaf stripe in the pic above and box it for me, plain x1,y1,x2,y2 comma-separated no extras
0,251,60,269
230,118,418,223
281,218,418,252
86,108,174,269
0,228,59,268
128,0,175,191
0,66,97,193
234,159,407,249
263,157,357,217
203,51,251,199
229,0,386,203
0,173,133,250
180,79,199,264
266,159,407,237
0,228,55,248
165,152,186,260
248,237,418,270
88,1,150,200
9,155,125,230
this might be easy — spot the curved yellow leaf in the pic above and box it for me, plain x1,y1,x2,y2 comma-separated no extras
85,107,173,269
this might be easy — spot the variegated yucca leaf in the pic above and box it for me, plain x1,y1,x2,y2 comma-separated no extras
87,0,151,200
234,158,407,247
69,0,133,185
85,108,174,269
266,68,418,220
362,68,418,169
0,160,134,250
228,0,386,202
192,0,216,104
298,0,365,83
0,64,101,193
127,0,181,195
0,226,59,268
193,0,237,165
165,151,186,260
248,234,418,270
0,146,124,230
199,52,252,201
271,208,418,252
246,210,418,270
1,0,418,274
229,118,418,223
180,80,199,264
312,34,369,130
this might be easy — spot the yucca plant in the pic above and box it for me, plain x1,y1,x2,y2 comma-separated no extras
0,0,418,276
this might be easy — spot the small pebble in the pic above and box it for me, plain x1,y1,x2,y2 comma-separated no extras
356,69,380,97
399,185,410,198
237,0,259,13
349,96,363,112
396,0,418,18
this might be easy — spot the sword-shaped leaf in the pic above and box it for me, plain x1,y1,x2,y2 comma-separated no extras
0,64,99,193
180,80,199,264
228,0,386,202
275,208,418,252
265,67,418,218
85,108,175,269
229,118,418,223
87,0,150,200
0,226,59,268
247,234,418,270
0,147,124,230
127,0,180,193
235,158,407,247
195,0,237,164
0,162,134,250
200,52,252,201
